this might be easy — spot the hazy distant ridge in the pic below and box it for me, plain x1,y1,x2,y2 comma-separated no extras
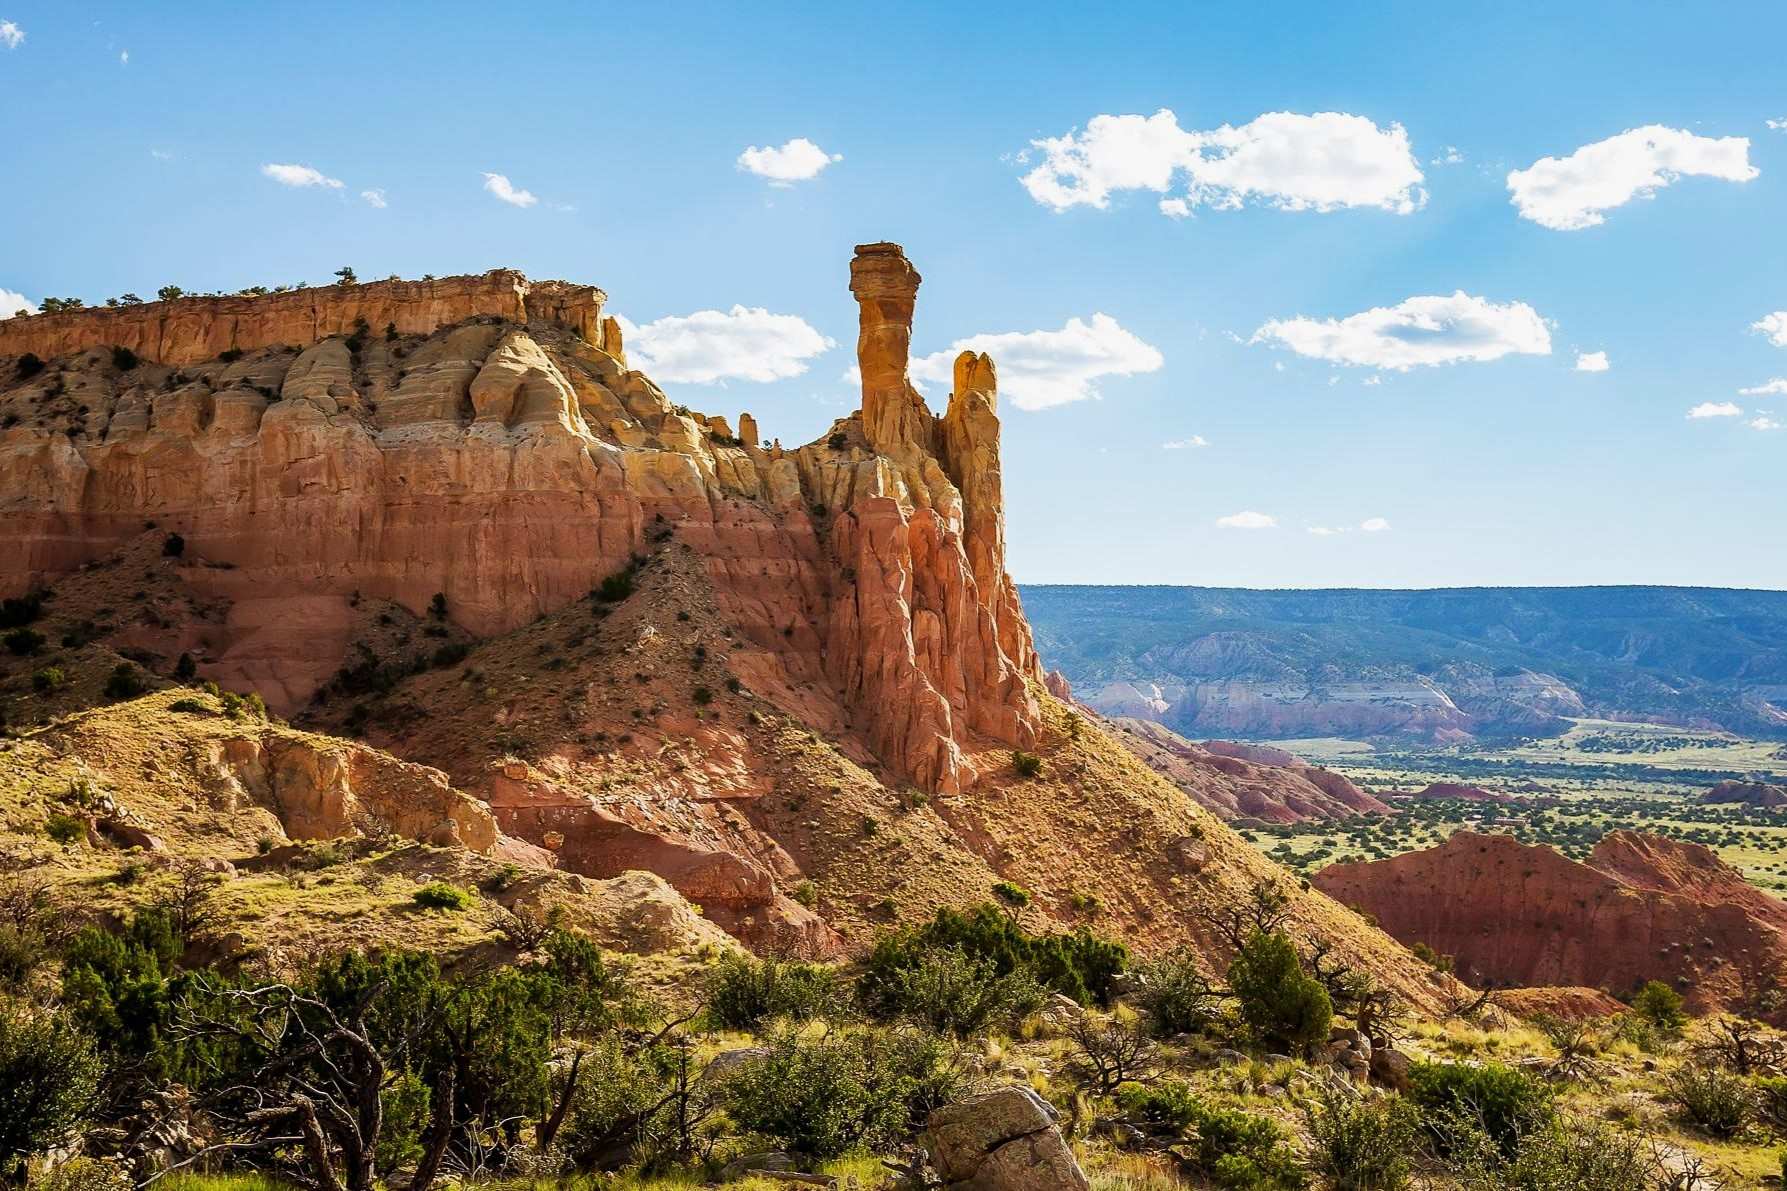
1021,585,1787,742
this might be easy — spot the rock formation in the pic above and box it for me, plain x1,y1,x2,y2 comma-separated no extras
1315,830,1787,1016
1702,779,1787,809
1106,717,1389,823
0,248,1038,795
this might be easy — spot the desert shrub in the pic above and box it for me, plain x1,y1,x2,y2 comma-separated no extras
30,667,64,693
15,353,45,380
1755,1075,1787,1133
373,1067,431,1172
25,1156,132,1191
1663,1062,1753,1138
110,346,139,371
703,953,844,1030
868,946,1043,1038
411,882,473,912
1631,980,1686,1038
1134,946,1221,1036
1306,1090,1417,1190
0,592,44,628
44,814,84,845
1447,1117,1660,1190
217,348,243,363
991,880,1031,911
827,431,848,450
431,642,470,668
558,1037,672,1170
58,911,186,1079
0,1001,104,1176
595,569,635,602
692,685,713,705
1408,1060,1554,1159
3,628,44,656
1066,1013,1156,1094
103,663,146,700
174,652,197,681
859,903,1126,1013
1410,941,1453,972
1228,930,1332,1055
1116,1081,1304,1189
161,531,185,557
1010,749,1044,778
791,880,819,909
725,1026,967,1158
429,592,447,619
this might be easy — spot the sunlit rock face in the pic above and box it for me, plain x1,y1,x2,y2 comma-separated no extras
0,248,1041,794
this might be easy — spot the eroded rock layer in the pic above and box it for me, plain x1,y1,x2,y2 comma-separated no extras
1314,830,1787,1016
0,249,1037,795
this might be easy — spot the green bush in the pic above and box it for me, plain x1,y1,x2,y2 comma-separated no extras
412,882,474,912
866,945,1043,1038
1307,1090,1417,1190
725,1026,966,1159
3,628,44,656
595,569,635,602
1756,1074,1787,1132
103,663,146,700
1631,980,1686,1038
859,904,1126,1014
0,1001,104,1175
1011,749,1044,778
703,953,844,1030
162,532,185,558
110,346,139,371
1448,1118,1660,1190
1663,1062,1753,1138
1227,930,1332,1055
1134,946,1221,1036
30,667,64,693
44,814,84,845
1116,1081,1305,1189
991,880,1031,910
1408,1060,1554,1159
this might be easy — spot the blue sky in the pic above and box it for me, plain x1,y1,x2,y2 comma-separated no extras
3,2,1785,589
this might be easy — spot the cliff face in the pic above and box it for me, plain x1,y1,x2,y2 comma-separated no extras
1314,830,1787,1016
0,248,1036,796
0,271,613,366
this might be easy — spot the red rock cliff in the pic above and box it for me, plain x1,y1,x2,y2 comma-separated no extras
0,247,1039,794
1314,830,1787,1015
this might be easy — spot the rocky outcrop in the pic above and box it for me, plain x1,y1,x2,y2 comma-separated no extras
0,271,610,366
203,733,499,850
925,1088,1089,1191
1314,831,1787,1017
1703,779,1787,809
0,247,1039,795
1107,717,1388,823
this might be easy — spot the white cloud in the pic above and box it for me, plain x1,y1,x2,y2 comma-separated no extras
617,306,835,384
1162,436,1209,450
1308,517,1390,536
1021,109,1425,216
261,162,343,189
0,288,37,319
482,172,537,208
1769,118,1786,132
1754,312,1787,347
360,189,387,209
150,148,173,161
1688,401,1743,419
1252,292,1551,370
1750,415,1783,431
909,314,1164,411
0,21,22,49
1431,146,1464,166
736,138,842,185
1739,379,1787,396
119,49,128,65
1506,126,1758,231
1574,350,1610,372
1217,511,1277,530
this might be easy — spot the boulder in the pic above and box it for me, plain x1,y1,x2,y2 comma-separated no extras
926,1087,1089,1191
1370,1046,1413,1092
